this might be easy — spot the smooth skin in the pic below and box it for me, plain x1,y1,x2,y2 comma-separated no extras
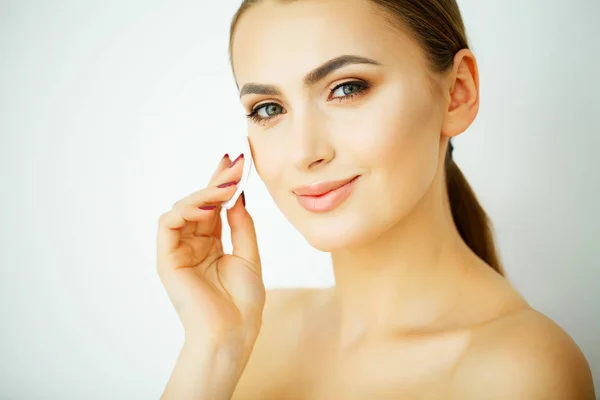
158,0,595,398
158,154,265,399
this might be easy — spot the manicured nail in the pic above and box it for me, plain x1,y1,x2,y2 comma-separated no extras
229,154,244,168
223,153,230,160
199,205,216,210
241,191,246,207
217,181,238,188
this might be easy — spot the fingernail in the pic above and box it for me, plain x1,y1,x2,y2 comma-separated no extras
229,153,244,168
241,191,246,207
199,205,216,210
223,153,230,160
217,181,238,188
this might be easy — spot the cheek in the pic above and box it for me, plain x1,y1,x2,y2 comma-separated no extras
341,82,442,223
343,83,441,174
248,137,287,195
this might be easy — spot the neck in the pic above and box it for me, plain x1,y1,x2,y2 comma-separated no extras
328,175,480,349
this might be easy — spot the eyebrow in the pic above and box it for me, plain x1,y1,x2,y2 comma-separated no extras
239,54,383,98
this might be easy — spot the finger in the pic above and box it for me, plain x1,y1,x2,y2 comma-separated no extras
192,159,246,236
194,204,223,237
157,204,217,253
181,220,197,237
213,211,223,239
193,201,222,237
179,154,230,237
175,184,238,211
208,153,232,183
159,184,238,249
209,153,245,188
226,192,261,278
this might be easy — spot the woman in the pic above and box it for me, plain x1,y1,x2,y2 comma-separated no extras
157,0,595,398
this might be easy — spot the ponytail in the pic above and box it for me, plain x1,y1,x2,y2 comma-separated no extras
445,143,504,276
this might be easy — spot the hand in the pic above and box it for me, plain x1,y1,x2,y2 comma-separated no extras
156,154,265,349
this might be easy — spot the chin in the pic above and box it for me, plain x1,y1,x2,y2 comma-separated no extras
295,212,386,252
275,187,418,252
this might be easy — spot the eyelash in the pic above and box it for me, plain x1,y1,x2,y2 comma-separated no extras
245,80,371,126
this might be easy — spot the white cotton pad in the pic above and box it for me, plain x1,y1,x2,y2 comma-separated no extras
221,136,253,210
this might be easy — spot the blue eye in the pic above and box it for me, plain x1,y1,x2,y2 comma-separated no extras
331,82,364,98
247,103,284,123
245,80,371,126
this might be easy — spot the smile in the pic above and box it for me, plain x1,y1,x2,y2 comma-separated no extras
293,175,360,213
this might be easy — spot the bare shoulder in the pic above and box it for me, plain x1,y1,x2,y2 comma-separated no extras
231,287,317,399
453,308,595,399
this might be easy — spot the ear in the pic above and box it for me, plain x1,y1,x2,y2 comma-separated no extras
441,49,480,139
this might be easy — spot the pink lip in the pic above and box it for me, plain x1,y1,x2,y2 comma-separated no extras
294,176,360,213
293,176,359,196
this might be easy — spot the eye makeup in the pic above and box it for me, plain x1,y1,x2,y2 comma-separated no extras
245,79,372,126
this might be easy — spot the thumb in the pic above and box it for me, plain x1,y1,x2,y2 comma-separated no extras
226,192,261,278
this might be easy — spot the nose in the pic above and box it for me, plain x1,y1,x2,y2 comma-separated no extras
288,111,335,171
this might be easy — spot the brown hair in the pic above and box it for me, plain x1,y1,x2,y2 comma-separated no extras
228,0,504,276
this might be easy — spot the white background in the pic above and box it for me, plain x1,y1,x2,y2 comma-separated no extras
1,0,598,398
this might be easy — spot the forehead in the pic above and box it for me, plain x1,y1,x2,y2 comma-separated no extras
231,0,420,88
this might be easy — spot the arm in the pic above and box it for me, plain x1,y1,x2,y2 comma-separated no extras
155,154,265,399
161,339,254,400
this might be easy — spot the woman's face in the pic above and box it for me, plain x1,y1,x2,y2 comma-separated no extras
231,0,451,251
